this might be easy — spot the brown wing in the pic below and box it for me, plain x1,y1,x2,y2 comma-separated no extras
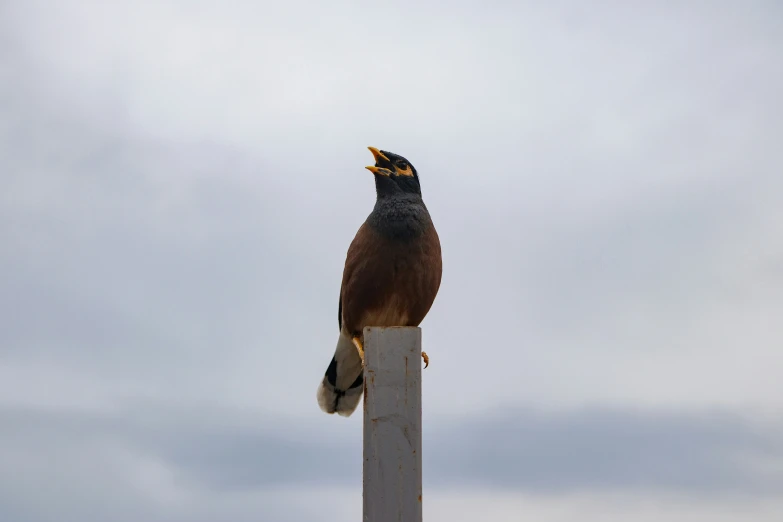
339,221,442,337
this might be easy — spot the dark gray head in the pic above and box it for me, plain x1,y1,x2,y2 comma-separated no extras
363,146,431,239
366,147,422,198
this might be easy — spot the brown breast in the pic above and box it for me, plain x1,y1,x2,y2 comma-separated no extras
339,221,442,337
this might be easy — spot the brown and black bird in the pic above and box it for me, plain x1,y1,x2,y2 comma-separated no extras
316,147,442,417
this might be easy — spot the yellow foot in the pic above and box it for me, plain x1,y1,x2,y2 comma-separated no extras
422,351,429,369
352,336,364,364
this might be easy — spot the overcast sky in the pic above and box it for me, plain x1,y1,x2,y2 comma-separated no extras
1,0,782,520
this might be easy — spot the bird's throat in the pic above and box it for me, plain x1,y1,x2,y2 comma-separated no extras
367,196,430,240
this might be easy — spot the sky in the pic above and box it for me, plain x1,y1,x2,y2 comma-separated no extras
1,0,782,520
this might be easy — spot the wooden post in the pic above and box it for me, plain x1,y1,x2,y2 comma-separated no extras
362,326,423,522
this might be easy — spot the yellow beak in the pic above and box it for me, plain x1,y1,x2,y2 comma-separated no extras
365,166,392,176
368,146,390,163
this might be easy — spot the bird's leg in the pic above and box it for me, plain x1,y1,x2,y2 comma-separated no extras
422,351,429,369
352,336,364,364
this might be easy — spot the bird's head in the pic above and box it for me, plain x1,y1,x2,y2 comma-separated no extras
366,147,421,197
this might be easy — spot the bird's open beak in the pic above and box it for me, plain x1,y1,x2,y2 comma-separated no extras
365,166,392,176
367,147,394,171
367,147,393,176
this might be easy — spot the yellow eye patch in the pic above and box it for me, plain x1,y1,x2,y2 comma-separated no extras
394,164,414,177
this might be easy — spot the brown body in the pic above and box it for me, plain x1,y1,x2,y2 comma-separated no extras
339,221,442,340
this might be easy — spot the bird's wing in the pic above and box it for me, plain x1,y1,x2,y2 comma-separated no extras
338,222,369,332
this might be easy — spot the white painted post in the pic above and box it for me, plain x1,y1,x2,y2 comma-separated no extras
362,326,423,522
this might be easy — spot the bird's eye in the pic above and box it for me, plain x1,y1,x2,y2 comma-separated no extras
396,161,407,169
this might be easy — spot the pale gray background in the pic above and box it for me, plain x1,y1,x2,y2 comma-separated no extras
1,0,782,520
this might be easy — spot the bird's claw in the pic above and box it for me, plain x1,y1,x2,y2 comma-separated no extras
422,351,429,369
352,336,365,364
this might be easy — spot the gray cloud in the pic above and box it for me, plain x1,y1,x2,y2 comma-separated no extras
428,406,783,495
3,403,780,496
2,402,781,520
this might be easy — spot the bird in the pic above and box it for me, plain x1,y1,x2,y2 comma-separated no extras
316,146,442,417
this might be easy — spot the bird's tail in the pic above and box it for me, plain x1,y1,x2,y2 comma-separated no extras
316,332,364,417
